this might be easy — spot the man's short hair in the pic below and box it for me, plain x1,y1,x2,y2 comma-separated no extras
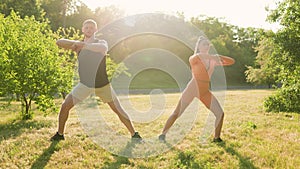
83,19,97,28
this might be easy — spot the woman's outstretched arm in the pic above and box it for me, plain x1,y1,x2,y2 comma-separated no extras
219,55,235,66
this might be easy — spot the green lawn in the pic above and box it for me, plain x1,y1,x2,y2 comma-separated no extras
0,90,299,168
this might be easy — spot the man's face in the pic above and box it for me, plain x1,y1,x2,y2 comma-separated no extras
82,23,97,38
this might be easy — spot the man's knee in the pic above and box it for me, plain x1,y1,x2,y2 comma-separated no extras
61,98,74,112
107,100,124,115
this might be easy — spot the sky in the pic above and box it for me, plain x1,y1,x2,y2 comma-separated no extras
81,0,281,31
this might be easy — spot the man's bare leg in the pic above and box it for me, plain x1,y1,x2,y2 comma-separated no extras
58,94,81,135
107,99,136,136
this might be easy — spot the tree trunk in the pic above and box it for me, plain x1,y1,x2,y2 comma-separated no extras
22,94,33,120
61,92,67,99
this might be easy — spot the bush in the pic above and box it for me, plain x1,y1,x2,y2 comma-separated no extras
264,84,300,112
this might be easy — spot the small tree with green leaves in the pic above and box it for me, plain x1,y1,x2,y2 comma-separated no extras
264,0,300,112
245,32,279,88
0,11,65,119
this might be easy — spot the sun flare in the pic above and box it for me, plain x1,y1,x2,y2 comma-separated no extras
82,0,280,30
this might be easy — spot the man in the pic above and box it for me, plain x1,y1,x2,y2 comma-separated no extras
50,19,142,142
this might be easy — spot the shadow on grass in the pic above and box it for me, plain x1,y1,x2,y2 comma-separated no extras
101,141,135,169
0,119,52,143
216,142,258,169
101,139,172,168
175,150,201,169
101,155,131,169
30,141,59,169
101,139,176,168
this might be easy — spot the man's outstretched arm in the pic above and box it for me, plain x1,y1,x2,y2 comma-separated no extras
56,39,79,50
72,40,108,55
57,39,108,55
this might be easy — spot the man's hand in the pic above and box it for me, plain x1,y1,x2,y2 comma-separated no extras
71,41,85,53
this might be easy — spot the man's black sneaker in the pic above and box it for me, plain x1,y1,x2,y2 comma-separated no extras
158,134,166,142
212,137,223,143
50,132,65,141
131,132,143,143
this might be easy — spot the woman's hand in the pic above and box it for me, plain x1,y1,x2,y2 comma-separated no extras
195,53,220,61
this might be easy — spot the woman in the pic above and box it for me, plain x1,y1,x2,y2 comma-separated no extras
159,36,235,142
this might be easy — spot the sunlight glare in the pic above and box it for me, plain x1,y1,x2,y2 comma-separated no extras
82,0,280,30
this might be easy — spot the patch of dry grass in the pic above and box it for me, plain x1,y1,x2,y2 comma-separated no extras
0,90,299,168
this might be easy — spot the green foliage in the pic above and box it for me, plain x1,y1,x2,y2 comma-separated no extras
62,3,124,31
175,151,200,169
41,0,74,30
264,84,300,112
264,0,300,112
246,121,257,129
0,11,66,119
0,0,92,31
245,32,279,87
106,56,130,81
0,0,43,20
93,5,125,29
63,2,95,30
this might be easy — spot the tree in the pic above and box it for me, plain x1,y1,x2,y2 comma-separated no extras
40,0,64,30
93,5,125,29
40,0,93,31
64,3,95,30
245,31,279,87
263,0,300,112
64,4,125,30
0,0,90,31
0,12,65,119
0,0,43,20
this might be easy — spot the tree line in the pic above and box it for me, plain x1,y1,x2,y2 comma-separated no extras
0,0,298,119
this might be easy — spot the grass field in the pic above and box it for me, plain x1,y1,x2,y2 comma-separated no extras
0,90,299,169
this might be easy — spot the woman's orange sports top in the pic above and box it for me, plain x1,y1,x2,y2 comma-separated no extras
189,56,218,82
